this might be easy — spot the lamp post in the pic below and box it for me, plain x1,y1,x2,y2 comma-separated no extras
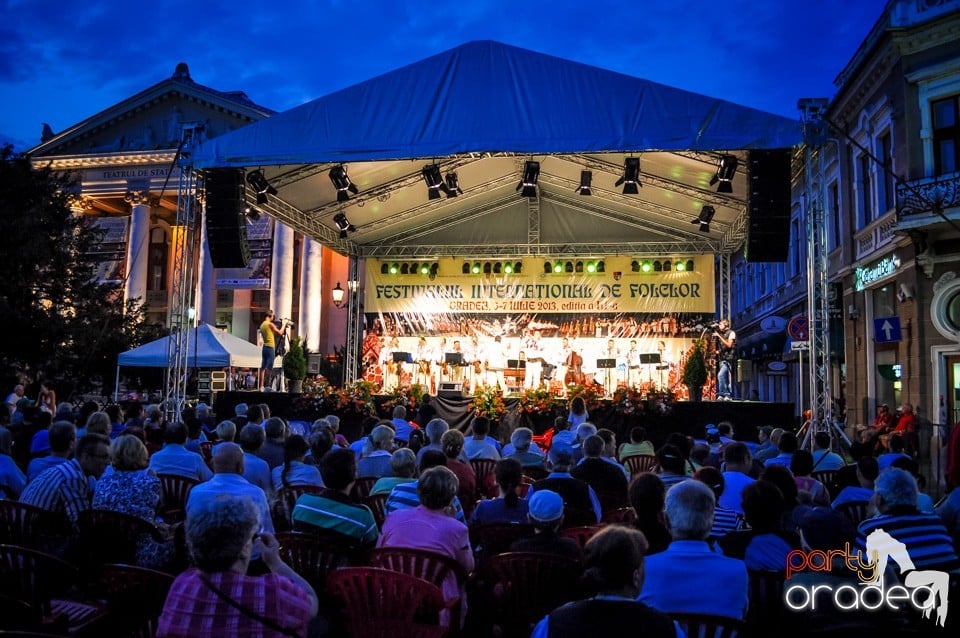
332,282,345,308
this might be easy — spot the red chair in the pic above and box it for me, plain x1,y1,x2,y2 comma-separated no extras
272,484,325,532
76,509,164,567
672,613,746,638
351,477,379,501
559,525,602,549
364,493,389,529
521,466,549,481
156,474,199,524
478,551,583,637
468,523,536,563
601,507,638,525
0,501,71,554
326,567,450,638
276,531,354,595
368,547,469,626
560,506,598,529
595,489,629,514
836,500,871,529
199,441,214,469
87,563,174,637
622,454,658,478
470,459,499,499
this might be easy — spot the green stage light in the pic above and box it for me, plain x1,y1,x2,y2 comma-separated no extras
586,261,596,273
641,260,652,273
389,263,399,275
554,262,563,273
472,263,481,274
674,260,685,272
420,263,430,275
504,262,514,274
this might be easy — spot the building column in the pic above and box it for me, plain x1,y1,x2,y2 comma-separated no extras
299,237,323,351
196,212,217,326
233,289,252,340
270,221,295,325
124,193,151,306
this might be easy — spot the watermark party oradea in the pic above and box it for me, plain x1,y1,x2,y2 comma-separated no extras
784,529,950,627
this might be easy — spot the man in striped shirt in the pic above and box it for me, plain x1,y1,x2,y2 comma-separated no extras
291,448,378,547
384,449,466,522
19,433,111,529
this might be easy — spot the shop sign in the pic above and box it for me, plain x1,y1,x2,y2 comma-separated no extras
854,254,900,291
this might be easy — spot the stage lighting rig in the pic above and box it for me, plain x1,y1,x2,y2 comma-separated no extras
615,157,641,194
246,169,278,205
329,165,359,202
710,155,738,193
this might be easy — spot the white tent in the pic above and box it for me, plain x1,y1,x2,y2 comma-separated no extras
118,323,265,368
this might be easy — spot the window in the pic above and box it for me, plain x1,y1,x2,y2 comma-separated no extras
147,227,167,292
878,132,895,212
858,153,873,226
933,96,960,176
828,181,841,251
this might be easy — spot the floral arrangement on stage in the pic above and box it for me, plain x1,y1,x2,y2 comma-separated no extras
517,387,561,415
471,385,506,420
322,380,379,416
565,384,603,413
381,383,427,415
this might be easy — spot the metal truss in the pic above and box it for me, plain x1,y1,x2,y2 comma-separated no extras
248,187,353,252
370,192,519,247
719,206,748,253
344,256,362,384
800,99,834,445
718,253,731,321
163,124,204,422
358,241,715,259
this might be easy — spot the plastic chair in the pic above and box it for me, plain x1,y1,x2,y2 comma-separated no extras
521,466,549,481
0,501,71,554
595,489,629,514
364,493,389,529
326,567,450,638
275,531,353,595
559,525,602,549
835,500,871,529
0,544,107,634
478,551,583,638
672,613,746,638
470,459,499,499
156,474,199,524
199,441,214,469
747,569,786,626
811,470,839,495
368,547,469,626
560,506,598,529
622,454,658,478
87,563,174,637
601,507,637,525
76,509,163,567
273,484,325,532
351,477,379,501
468,523,536,563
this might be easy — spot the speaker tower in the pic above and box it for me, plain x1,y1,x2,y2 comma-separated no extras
204,168,251,268
745,149,791,263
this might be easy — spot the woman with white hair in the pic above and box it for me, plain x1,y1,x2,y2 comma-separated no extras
157,495,317,637
358,424,396,478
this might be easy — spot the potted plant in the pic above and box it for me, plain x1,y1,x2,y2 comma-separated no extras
282,336,308,393
682,339,708,402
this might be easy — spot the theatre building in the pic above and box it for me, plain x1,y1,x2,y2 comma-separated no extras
27,63,349,356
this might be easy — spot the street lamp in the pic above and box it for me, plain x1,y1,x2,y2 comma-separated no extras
332,282,345,308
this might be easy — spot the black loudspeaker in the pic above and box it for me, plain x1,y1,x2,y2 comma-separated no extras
745,149,792,263
204,168,251,268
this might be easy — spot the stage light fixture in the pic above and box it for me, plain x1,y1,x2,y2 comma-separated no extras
421,164,451,199
710,155,738,193
513,261,523,274
554,262,563,273
381,263,389,275
517,161,540,198
463,262,472,274
246,169,278,205
653,260,663,272
586,261,596,273
596,261,604,273
544,261,553,274
328,165,359,202
663,259,672,272
504,262,514,274
615,157,641,194
484,262,493,275
430,263,439,276
400,263,411,275
565,261,574,273
576,170,592,196
419,263,430,275
333,212,356,238
493,262,503,274
631,260,640,272
641,260,653,273
389,263,399,275
472,262,481,274
575,261,584,273
243,204,261,222
445,172,463,197
686,259,695,272
674,260,685,272
691,205,715,233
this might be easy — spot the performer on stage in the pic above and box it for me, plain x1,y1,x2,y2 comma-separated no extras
466,334,485,393
522,330,543,389
600,338,620,396
624,339,641,389
258,309,287,391
714,318,736,401
379,336,403,392
433,337,449,389
413,336,433,390
554,337,573,390
484,336,507,391
450,340,466,383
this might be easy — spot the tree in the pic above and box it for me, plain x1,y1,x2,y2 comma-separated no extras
682,339,708,401
0,144,159,397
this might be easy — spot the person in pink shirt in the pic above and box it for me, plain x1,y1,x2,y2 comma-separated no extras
377,466,475,628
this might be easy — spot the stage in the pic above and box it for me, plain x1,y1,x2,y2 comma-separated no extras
213,390,795,449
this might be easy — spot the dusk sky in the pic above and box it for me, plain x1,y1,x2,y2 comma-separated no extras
1,0,889,152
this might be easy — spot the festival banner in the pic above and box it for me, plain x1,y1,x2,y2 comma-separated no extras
364,256,715,315
216,215,273,289
88,217,129,285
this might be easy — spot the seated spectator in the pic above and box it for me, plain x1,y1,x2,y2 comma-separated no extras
470,458,529,526
463,416,501,460
406,428,426,456
763,431,797,468
93,434,176,569
188,443,274,537
272,434,323,491
719,441,755,515
654,444,689,489
19,433,111,530
832,456,879,509
183,417,207,454
889,457,935,513
349,416,379,460
77,410,108,438
304,426,335,467
753,427,783,464
324,414,349,448
238,424,272,499
856,467,959,572
104,404,125,440
231,402,249,430
571,422,597,463
878,434,911,472
664,433,697,476
549,415,577,450
572,435,628,504
509,489,583,563
791,449,831,506
27,420,76,483
385,449,467,523
717,421,736,446
371,448,417,496
618,426,655,460
210,420,236,455
442,429,478,504
357,424,395,478
936,480,960,539
749,425,773,458
532,525,683,638
718,479,801,571
639,479,749,620
377,466,475,629
0,425,26,499
595,429,630,479
692,466,742,541
811,432,845,471
689,443,712,472
256,417,287,470
390,405,417,444
148,422,213,482
759,464,801,532
416,418,450,465
629,473,671,555
504,427,547,468
529,444,602,523
156,495,317,637
292,448,379,548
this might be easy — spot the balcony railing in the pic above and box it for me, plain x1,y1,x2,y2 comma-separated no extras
897,173,960,221
854,210,898,262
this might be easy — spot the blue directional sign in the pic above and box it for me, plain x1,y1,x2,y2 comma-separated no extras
874,316,902,343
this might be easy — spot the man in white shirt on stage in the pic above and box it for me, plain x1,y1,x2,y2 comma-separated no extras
485,336,507,391
522,330,543,389
413,336,433,390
